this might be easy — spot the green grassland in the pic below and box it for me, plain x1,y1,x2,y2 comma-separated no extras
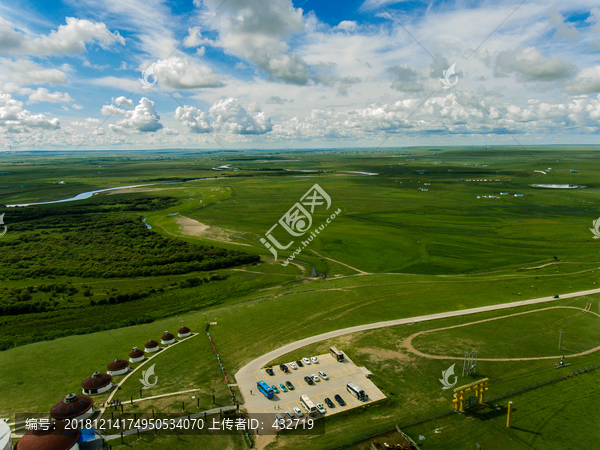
1,146,599,450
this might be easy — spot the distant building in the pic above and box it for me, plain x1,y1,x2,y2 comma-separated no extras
81,371,113,396
0,419,10,450
107,358,129,376
144,339,160,353
129,347,145,363
178,326,191,338
51,393,94,421
571,169,577,173
161,331,175,345
500,192,509,195
424,183,431,185
514,194,524,197
14,420,80,450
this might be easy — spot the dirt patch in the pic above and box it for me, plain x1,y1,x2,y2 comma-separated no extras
256,434,277,450
175,215,252,247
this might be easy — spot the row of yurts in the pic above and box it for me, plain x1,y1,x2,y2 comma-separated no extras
11,326,191,450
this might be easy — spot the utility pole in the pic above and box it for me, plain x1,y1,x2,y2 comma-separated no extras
558,330,563,350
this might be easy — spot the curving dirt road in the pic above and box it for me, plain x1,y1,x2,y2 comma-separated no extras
235,287,600,404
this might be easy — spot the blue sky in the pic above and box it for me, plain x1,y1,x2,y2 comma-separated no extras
0,0,599,150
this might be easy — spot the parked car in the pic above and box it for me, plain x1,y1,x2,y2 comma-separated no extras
296,360,304,367
285,411,294,420
279,383,288,393
293,407,303,417
285,381,295,390
316,403,326,414
334,394,346,406
279,364,289,373
266,368,274,376
310,356,318,364
553,294,560,299
318,371,328,380
302,357,311,365
271,385,279,394
289,362,297,370
324,398,335,408
304,376,314,385
311,374,320,382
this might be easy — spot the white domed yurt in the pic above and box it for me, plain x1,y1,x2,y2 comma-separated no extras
144,339,159,353
14,420,80,450
129,347,145,363
81,372,113,396
50,393,94,422
161,331,175,345
177,326,191,338
0,419,10,450
107,358,129,376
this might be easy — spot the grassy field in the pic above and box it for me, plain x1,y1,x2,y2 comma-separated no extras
1,146,599,449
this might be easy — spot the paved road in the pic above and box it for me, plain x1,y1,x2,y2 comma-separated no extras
235,287,600,408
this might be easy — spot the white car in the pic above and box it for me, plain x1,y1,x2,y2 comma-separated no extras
318,370,328,380
311,374,320,382
293,407,303,417
302,357,311,365
289,362,297,370
310,356,318,364
316,403,326,414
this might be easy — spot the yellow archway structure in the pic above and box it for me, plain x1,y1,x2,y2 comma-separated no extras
452,378,489,413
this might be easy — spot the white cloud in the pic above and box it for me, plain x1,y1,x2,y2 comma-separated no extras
111,97,162,133
495,47,575,82
0,58,68,85
26,87,73,103
564,66,600,94
163,127,179,135
266,96,293,104
209,98,273,134
174,105,213,133
547,8,580,42
0,93,60,132
72,104,83,110
0,16,124,56
152,56,224,89
202,0,309,85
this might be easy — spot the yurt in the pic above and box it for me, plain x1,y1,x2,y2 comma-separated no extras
129,347,145,363
0,419,10,450
144,339,159,353
107,358,129,376
14,420,80,450
177,326,191,338
50,393,94,421
161,331,175,345
81,372,113,395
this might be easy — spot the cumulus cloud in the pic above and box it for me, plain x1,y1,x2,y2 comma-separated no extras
209,98,273,134
110,97,162,133
26,88,73,103
202,0,309,85
0,58,69,85
0,93,60,132
174,105,213,133
564,66,600,94
0,17,124,56
152,56,224,89
495,47,575,82
101,96,135,116
163,127,179,135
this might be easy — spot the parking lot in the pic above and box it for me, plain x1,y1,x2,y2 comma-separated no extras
244,352,386,424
